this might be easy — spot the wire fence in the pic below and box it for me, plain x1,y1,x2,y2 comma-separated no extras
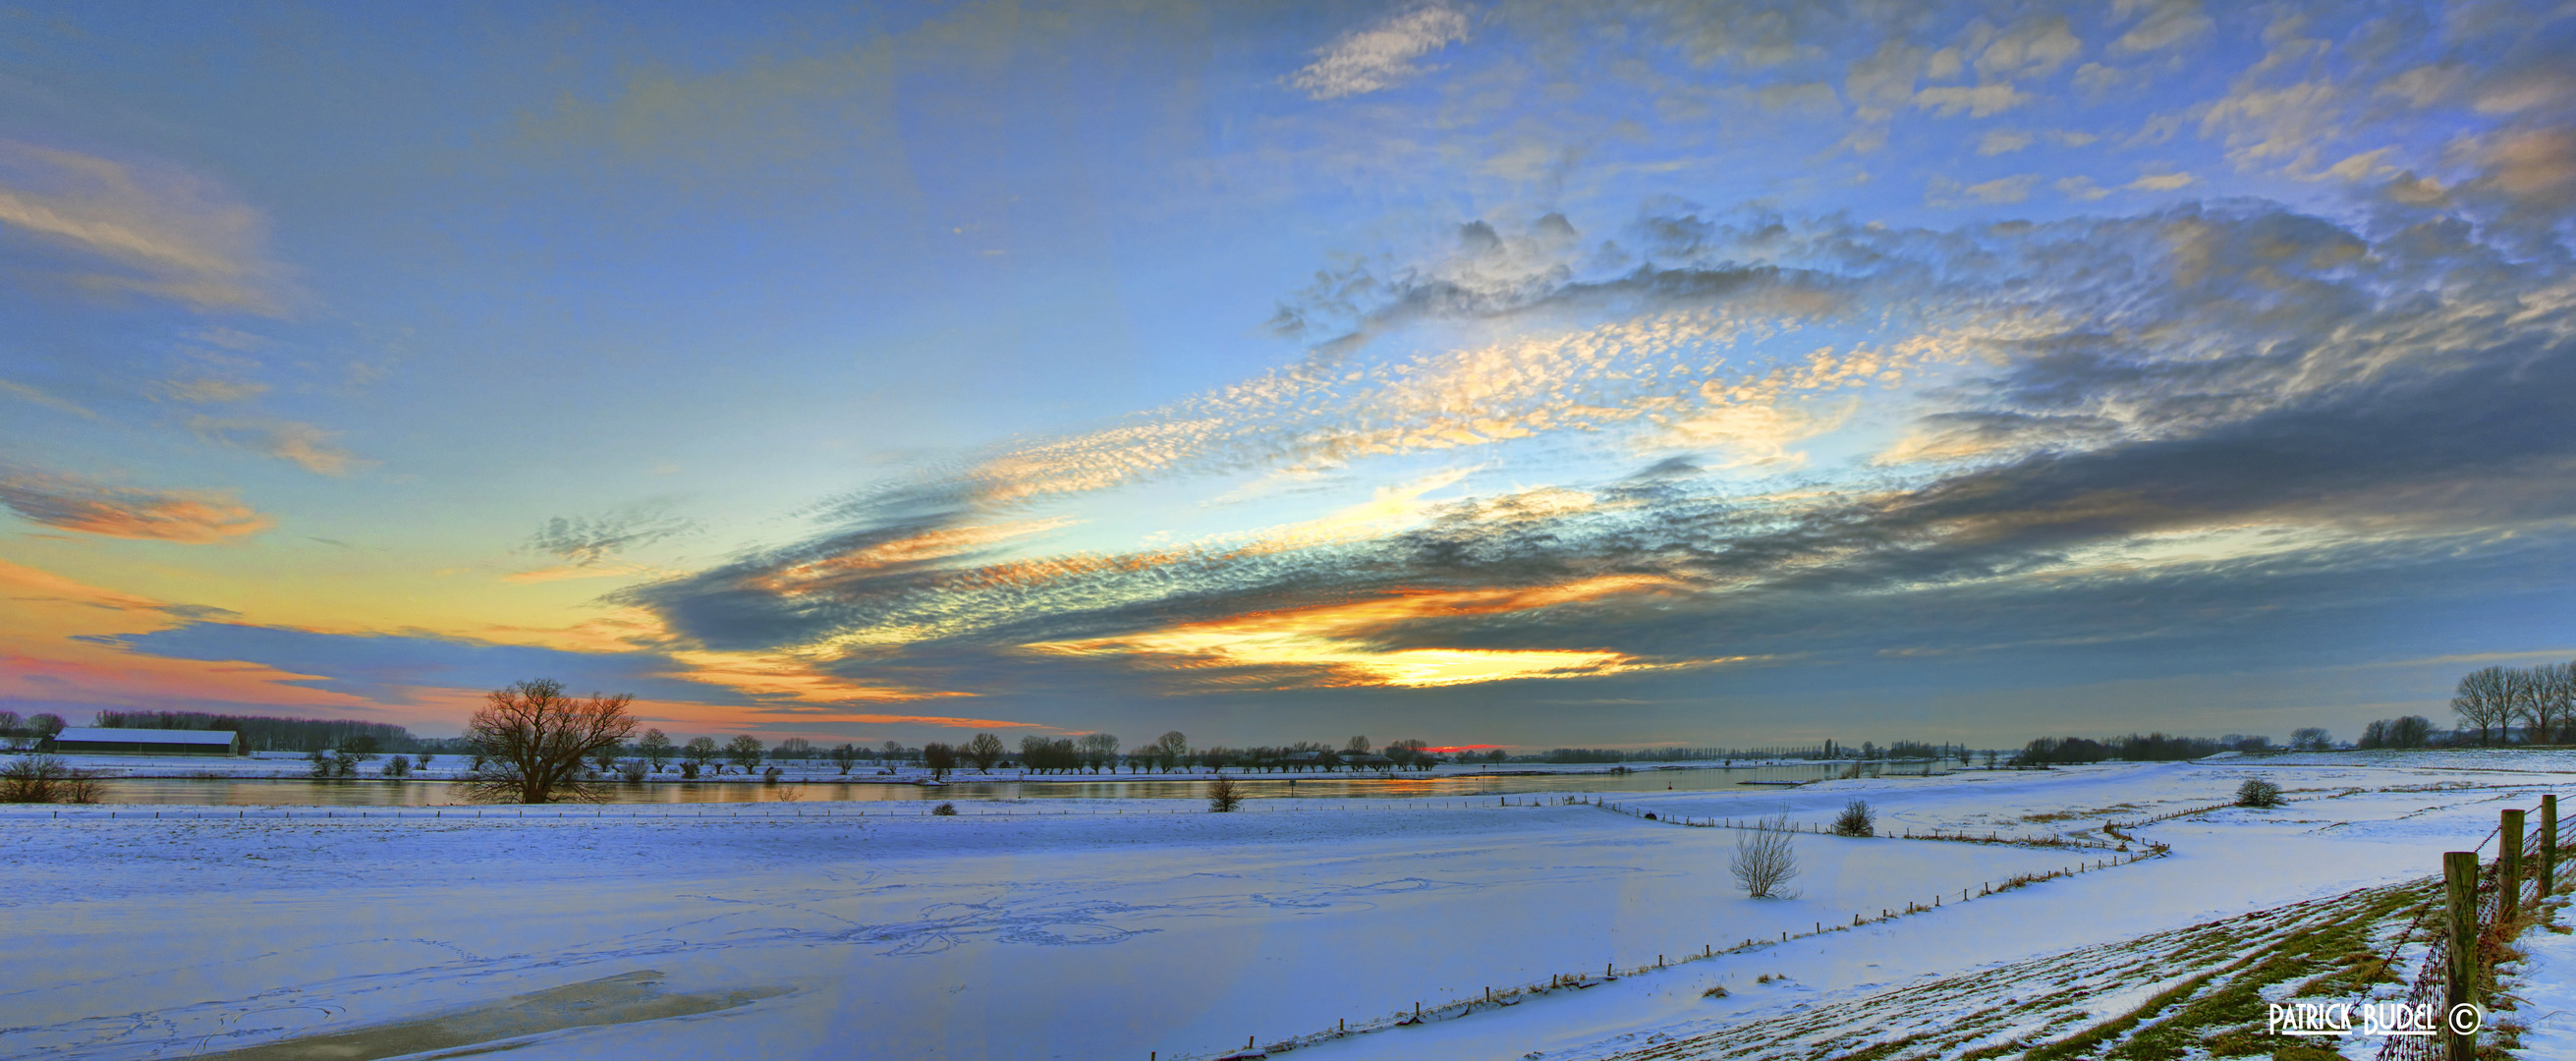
2376,801,2565,1061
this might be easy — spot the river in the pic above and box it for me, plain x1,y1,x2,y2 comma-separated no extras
80,759,1963,807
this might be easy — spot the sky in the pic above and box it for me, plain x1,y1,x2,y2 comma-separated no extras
3,0,2574,752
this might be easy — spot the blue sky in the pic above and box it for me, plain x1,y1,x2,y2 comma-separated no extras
4,0,2573,751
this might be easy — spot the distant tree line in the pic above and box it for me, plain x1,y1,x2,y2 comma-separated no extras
83,709,421,754
0,711,68,749
2015,732,2278,765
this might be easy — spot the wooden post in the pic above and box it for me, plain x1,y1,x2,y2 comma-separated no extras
2445,851,2480,1061
2543,795,2558,896
2502,809,2526,922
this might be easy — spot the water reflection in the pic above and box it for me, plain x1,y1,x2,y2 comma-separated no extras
88,759,1961,807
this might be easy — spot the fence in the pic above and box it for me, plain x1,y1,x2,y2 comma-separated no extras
2377,794,2563,1061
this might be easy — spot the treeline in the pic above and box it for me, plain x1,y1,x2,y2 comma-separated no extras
2016,732,2277,765
1532,741,1973,764
2452,663,2574,745
84,710,425,754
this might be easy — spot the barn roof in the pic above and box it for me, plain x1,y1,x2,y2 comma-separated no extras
53,727,237,746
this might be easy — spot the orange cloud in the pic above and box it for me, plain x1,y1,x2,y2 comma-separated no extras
0,472,270,542
755,519,1074,594
0,560,377,714
664,646,976,704
1027,575,1745,690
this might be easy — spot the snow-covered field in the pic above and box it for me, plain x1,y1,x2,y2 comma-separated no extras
2,754,2568,1060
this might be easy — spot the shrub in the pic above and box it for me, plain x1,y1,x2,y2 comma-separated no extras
1702,984,1729,998
620,759,647,783
1729,812,1801,898
0,756,103,804
379,755,411,778
678,761,700,779
931,801,958,815
1206,774,1244,812
2235,778,2283,808
1831,799,1875,837
762,765,783,784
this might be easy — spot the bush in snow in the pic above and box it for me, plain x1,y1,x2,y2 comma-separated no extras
1831,799,1875,837
1206,774,1244,812
0,756,103,804
678,761,700,780
380,755,411,779
2235,778,2283,808
1729,813,1801,898
931,802,958,815
621,759,648,783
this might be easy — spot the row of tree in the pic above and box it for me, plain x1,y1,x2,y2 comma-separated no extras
86,709,421,754
0,711,67,748
2452,663,2575,745
2016,732,2290,765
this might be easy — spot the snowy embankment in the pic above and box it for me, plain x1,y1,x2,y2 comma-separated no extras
0,759,2562,1060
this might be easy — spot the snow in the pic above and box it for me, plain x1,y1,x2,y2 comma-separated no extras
2514,906,2576,1056
1,758,2567,1060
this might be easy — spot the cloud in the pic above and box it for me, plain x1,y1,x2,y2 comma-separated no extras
2127,171,2199,192
0,378,96,419
609,185,2576,714
1977,130,2035,156
1975,17,2083,82
186,416,368,475
2110,0,2214,55
1912,84,2035,118
2055,176,2111,201
156,377,270,404
1289,3,1473,100
1928,174,2041,206
527,505,701,566
0,141,293,314
0,470,271,542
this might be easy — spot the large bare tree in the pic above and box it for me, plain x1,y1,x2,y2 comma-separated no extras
2453,666,2510,745
461,678,637,803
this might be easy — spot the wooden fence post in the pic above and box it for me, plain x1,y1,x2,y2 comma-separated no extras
2543,794,2558,897
2501,809,2525,923
2444,850,2480,1061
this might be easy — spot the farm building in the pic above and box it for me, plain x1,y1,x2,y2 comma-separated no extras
47,727,242,756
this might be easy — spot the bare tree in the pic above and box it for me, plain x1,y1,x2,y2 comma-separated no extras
638,729,673,771
1077,732,1121,774
2288,727,2333,751
725,735,764,773
1205,774,1244,812
684,736,719,771
827,742,861,774
0,756,103,803
966,733,1005,773
2532,662,2574,745
2454,666,2511,745
460,678,637,804
1730,812,1801,898
923,742,956,780
1344,735,1372,754
2501,666,2541,743
1153,731,1190,772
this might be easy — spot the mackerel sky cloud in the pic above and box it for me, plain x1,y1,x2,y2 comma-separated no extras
3,0,2572,749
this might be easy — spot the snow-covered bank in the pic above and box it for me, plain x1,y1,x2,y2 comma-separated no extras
1,761,2561,1060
